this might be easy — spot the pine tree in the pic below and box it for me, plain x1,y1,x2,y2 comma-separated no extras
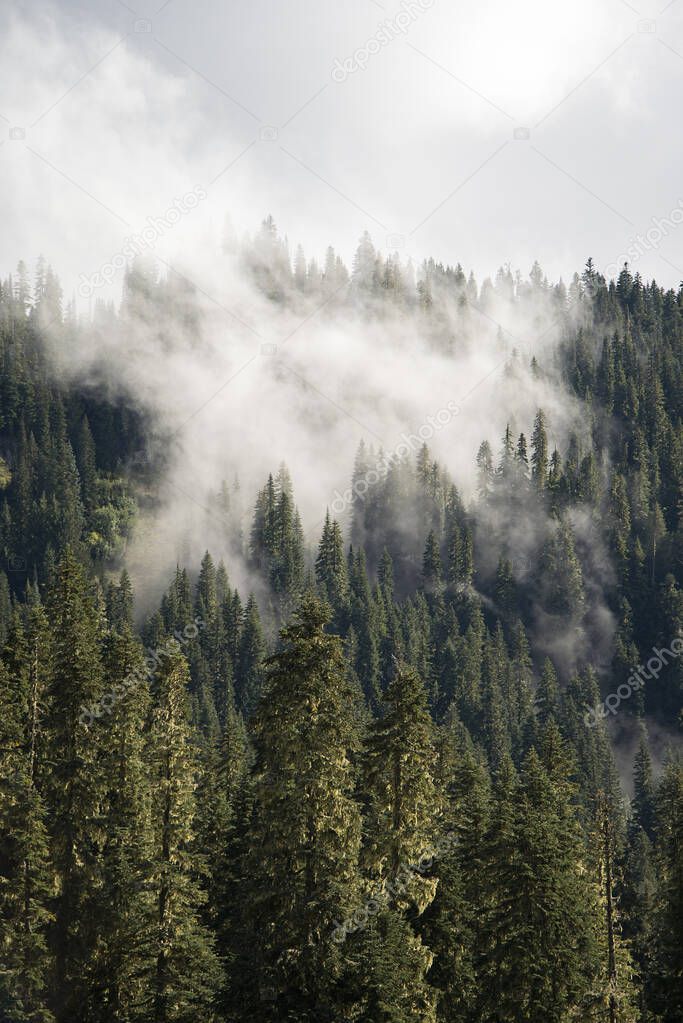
352,231,376,291
235,595,265,717
349,549,381,707
632,724,656,839
194,552,218,631
89,626,154,1023
531,409,549,489
476,441,494,500
45,550,106,1022
351,441,373,546
213,699,253,1021
496,424,515,482
478,747,599,1023
515,432,529,480
242,595,362,1021
352,664,440,1023
272,464,304,600
650,754,683,1023
419,717,479,1023
421,531,443,595
315,510,349,628
480,627,511,771
362,663,443,914
534,657,560,725
0,615,54,1023
355,908,437,1023
539,518,586,620
587,792,639,1023
249,474,276,573
106,569,134,632
202,686,249,952
145,649,222,1023
75,416,97,515
622,824,657,1018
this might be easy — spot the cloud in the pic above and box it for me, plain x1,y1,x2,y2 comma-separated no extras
0,6,243,301
4,0,683,301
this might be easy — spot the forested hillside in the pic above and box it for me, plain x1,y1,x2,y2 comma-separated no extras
0,228,682,1022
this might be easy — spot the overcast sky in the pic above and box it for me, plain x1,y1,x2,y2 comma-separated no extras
3,0,683,296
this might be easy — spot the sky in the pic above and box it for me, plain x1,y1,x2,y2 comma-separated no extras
2,0,683,297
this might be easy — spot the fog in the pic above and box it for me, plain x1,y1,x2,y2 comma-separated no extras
1,2,664,661
3,0,683,296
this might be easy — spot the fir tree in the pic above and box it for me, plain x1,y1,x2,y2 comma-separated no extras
89,626,154,1023
478,747,599,1023
650,754,683,1022
243,595,363,1021
235,594,265,717
146,650,222,1023
632,724,656,840
315,510,350,628
0,634,54,1023
531,409,549,489
362,663,443,915
45,550,106,1022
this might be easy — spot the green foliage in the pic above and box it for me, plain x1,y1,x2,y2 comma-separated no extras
146,651,222,1022
0,620,54,1023
2,248,683,1019
238,595,362,1021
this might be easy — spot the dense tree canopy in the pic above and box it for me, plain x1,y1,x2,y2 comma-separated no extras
1,238,682,1020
